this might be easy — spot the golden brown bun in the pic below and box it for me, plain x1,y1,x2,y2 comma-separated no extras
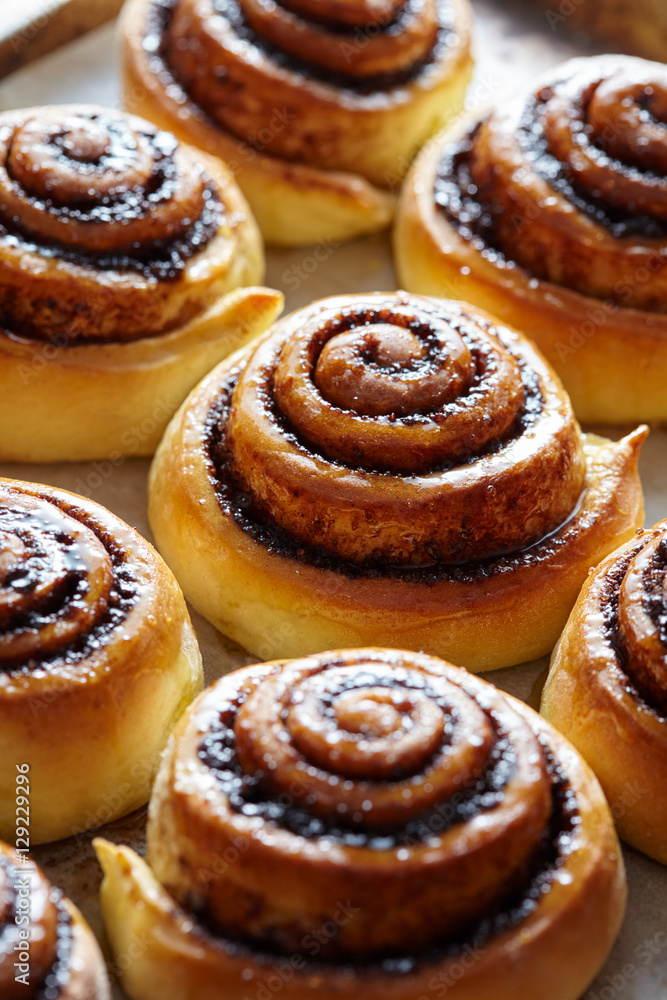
542,520,667,865
0,840,110,999
0,479,203,845
148,291,646,671
120,0,473,246
394,55,667,423
96,648,626,1000
0,103,278,462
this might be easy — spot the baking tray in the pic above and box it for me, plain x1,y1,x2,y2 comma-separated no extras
0,3,665,997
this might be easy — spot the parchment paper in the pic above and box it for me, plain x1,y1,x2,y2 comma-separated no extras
0,4,665,997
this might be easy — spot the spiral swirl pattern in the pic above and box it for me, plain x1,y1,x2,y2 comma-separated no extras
1,841,110,999
542,519,667,864
435,55,667,311
1,110,209,252
168,0,443,92
0,845,74,1000
0,484,129,671
159,0,465,186
217,292,585,566
0,479,203,846
148,649,579,960
0,105,235,343
0,852,68,1000
608,528,667,715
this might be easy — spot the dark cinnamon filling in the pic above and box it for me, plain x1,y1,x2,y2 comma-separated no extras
0,855,73,1000
641,536,667,646
517,92,667,240
205,356,590,582
0,498,139,675
435,96,667,281
199,665,515,845
34,894,73,1000
259,322,541,475
155,0,456,99
600,532,667,718
0,180,222,289
195,695,578,965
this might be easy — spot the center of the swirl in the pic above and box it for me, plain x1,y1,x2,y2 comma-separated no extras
287,680,447,780
312,321,471,417
56,122,111,164
334,690,405,738
368,324,427,367
6,112,157,208
230,659,498,829
0,493,115,664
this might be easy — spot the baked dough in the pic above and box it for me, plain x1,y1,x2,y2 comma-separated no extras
0,103,279,462
120,0,473,245
0,478,203,845
96,647,626,1000
0,839,110,999
542,519,667,865
395,55,667,422
148,291,647,670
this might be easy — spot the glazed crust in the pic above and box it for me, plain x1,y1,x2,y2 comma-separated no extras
394,56,667,423
0,286,283,462
0,104,273,462
0,841,110,999
148,294,646,671
542,523,667,865
120,0,473,245
95,651,626,1000
0,479,204,845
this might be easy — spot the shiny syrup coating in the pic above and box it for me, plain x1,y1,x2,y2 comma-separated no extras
600,528,667,715
0,107,221,285
206,293,585,571
164,0,457,97
188,651,580,962
0,486,138,674
434,56,667,311
0,849,73,999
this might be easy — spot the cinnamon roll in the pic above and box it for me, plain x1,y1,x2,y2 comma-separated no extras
95,648,626,1000
0,840,110,999
0,103,280,463
542,519,667,865
120,0,473,245
0,479,203,845
395,55,667,423
148,291,647,671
